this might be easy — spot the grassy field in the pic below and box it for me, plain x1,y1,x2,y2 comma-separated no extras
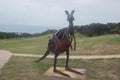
0,34,120,80
0,56,120,80
0,34,120,55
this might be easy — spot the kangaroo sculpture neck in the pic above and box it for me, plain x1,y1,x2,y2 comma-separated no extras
52,10,76,51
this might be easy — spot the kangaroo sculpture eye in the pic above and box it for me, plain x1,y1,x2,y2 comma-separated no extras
71,16,74,21
67,16,74,22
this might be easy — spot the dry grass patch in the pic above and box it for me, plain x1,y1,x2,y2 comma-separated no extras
75,44,120,55
0,56,120,80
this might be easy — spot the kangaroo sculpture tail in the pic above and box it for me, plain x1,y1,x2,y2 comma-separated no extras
35,50,50,62
35,39,52,62
35,38,57,62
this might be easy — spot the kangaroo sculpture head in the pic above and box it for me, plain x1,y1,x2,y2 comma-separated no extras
65,10,75,35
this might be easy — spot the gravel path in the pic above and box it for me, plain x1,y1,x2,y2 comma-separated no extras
0,50,12,74
0,50,12,69
0,50,120,70
13,53,120,59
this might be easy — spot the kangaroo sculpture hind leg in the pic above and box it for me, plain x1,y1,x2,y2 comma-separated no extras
53,52,72,77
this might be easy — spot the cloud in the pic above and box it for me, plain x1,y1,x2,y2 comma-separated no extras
0,0,120,27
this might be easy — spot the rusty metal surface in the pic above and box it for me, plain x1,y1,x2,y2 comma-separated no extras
44,67,86,80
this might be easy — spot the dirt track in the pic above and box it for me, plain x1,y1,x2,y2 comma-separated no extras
1,49,120,70
0,50,12,75
13,53,120,59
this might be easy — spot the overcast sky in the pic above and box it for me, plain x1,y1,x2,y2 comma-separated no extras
0,0,120,33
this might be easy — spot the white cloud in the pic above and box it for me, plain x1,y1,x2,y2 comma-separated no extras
0,0,120,27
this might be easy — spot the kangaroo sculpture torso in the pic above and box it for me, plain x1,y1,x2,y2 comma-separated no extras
49,10,76,53
36,10,82,77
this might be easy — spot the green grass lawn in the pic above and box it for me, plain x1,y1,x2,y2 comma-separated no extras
0,34,120,55
0,37,49,54
1,56,120,80
75,34,120,55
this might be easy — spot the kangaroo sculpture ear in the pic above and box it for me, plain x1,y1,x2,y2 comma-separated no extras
65,10,69,16
71,10,75,15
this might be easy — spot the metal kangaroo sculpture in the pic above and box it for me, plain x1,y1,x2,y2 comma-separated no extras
36,10,82,77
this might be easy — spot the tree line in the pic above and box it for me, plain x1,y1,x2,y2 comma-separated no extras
75,22,120,36
0,29,57,39
0,32,33,39
0,22,120,39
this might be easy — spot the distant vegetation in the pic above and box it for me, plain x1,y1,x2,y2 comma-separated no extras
0,29,57,39
0,32,33,39
0,22,120,39
75,22,120,36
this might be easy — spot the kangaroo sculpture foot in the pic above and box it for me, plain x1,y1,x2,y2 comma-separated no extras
54,69,71,77
65,67,84,75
